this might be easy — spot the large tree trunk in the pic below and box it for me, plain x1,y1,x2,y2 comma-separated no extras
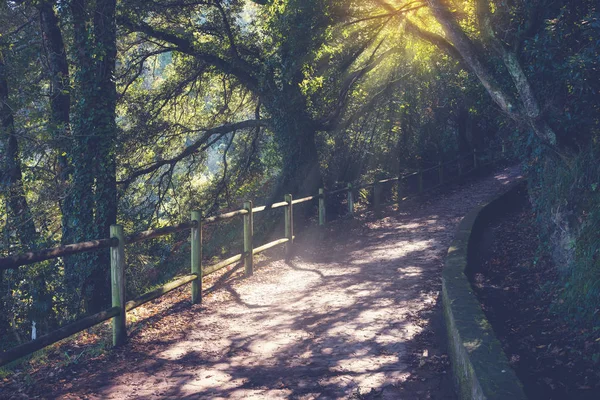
89,0,118,314
39,5,74,326
62,0,118,316
61,0,97,317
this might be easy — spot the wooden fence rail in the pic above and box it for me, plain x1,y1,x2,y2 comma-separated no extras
0,146,505,367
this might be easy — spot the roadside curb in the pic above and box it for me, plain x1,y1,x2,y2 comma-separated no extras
443,181,528,400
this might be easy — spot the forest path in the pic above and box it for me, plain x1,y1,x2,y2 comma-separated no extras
41,166,521,399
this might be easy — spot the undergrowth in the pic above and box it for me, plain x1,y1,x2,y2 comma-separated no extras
527,146,600,330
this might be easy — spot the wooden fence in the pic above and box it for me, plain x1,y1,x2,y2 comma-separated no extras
0,147,504,367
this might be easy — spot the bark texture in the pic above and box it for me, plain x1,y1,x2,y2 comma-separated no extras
39,0,71,185
60,0,118,315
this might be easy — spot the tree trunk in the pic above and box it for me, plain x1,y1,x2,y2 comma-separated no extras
39,6,73,327
426,0,558,146
1,47,46,335
39,0,71,186
89,0,118,314
60,1,97,316
62,0,118,316
0,51,37,246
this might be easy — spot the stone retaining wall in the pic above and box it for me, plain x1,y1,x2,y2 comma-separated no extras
443,182,528,400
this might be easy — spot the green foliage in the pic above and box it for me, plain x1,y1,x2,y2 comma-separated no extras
527,147,600,328
519,0,600,148
508,0,600,328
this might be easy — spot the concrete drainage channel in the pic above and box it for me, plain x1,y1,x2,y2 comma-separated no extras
443,181,528,400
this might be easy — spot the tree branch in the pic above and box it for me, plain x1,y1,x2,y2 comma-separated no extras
403,20,464,64
117,15,260,91
118,119,270,187
424,0,524,123
214,0,240,61
475,0,547,124
344,3,425,27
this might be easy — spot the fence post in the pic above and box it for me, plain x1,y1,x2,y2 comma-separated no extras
318,188,326,226
110,225,126,347
243,201,253,277
473,148,478,169
418,170,423,193
438,161,444,185
374,181,382,217
347,183,354,215
502,143,506,157
284,194,293,260
191,210,202,304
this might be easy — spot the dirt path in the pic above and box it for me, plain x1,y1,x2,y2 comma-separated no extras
14,166,522,399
